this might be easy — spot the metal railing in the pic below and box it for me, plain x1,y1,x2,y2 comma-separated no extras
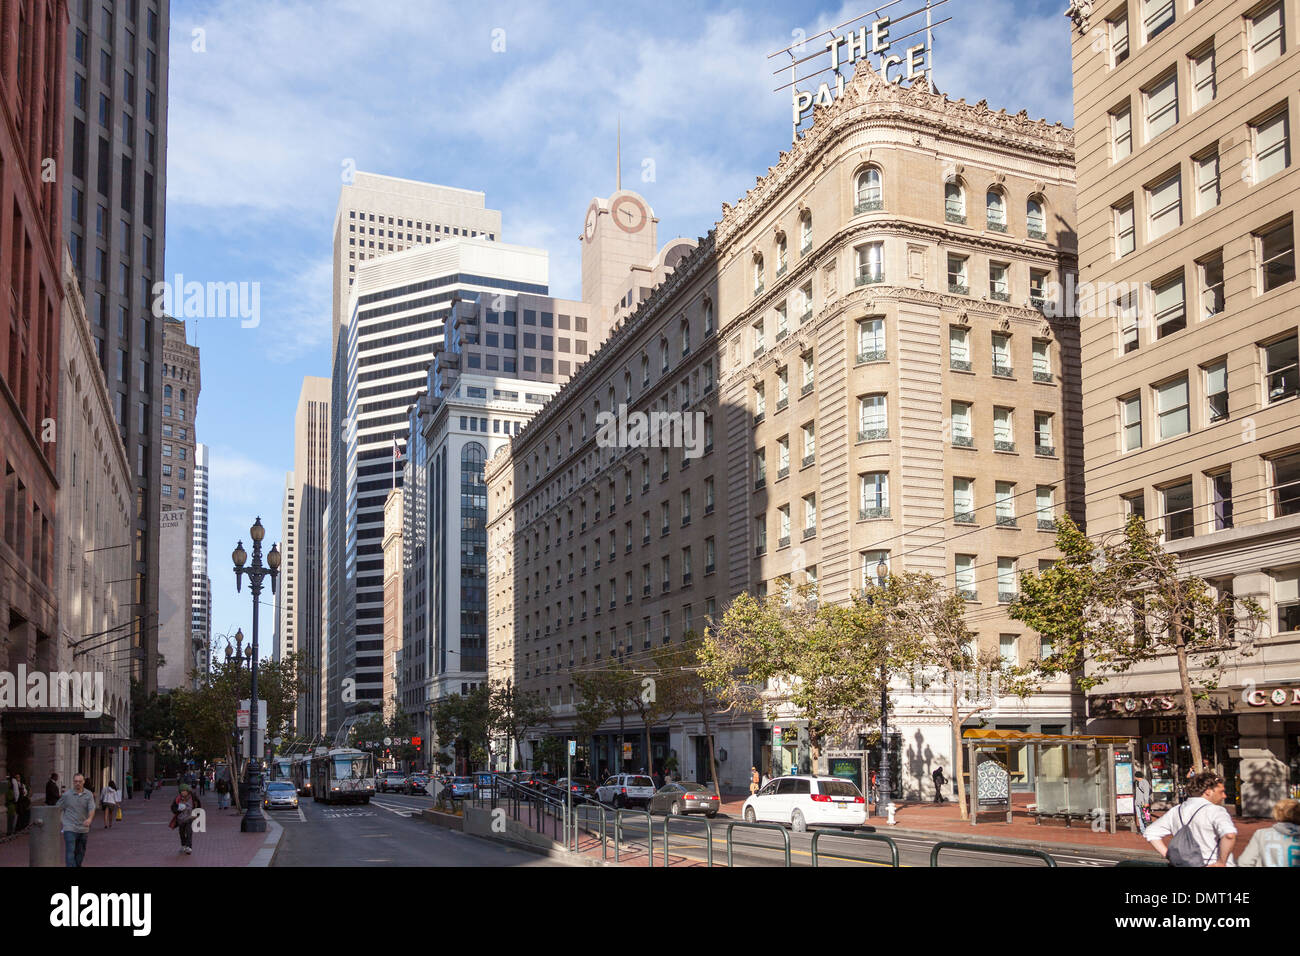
928,840,1057,867
725,821,791,867
810,830,900,867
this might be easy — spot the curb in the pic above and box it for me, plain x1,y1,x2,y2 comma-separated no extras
860,823,1162,861
416,810,612,866
247,817,283,867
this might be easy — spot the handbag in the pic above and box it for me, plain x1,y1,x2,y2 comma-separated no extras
116,805,122,821
168,814,178,830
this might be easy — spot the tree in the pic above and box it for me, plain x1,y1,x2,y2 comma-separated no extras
428,686,491,773
486,679,551,771
574,664,638,773
1011,514,1263,771
868,571,1041,820
699,588,883,772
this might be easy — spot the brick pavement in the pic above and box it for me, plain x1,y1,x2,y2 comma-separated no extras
0,785,280,867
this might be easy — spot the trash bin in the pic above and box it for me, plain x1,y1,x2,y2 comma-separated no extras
29,806,64,867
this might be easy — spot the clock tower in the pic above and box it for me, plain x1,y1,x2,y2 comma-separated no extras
581,188,658,314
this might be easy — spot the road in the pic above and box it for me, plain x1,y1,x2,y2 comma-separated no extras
270,791,563,867
571,806,1130,868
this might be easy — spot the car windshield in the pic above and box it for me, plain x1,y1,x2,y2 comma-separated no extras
818,779,862,798
333,755,373,779
267,782,294,791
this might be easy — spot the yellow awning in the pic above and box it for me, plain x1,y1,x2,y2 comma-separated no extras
961,729,1137,744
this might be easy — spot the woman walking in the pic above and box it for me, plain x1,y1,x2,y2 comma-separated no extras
170,784,201,856
99,780,120,829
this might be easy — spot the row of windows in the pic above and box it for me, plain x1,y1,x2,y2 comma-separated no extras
1106,0,1284,75
347,209,494,242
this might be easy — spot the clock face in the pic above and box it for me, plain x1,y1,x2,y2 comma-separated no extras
584,202,599,241
611,195,649,234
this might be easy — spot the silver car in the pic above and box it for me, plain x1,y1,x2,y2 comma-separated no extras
263,781,299,810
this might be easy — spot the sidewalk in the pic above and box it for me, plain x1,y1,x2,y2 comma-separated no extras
714,791,1274,857
0,785,281,868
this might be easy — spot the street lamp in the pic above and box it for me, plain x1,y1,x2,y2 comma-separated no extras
874,558,893,820
232,517,280,833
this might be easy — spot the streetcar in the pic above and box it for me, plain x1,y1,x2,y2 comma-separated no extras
291,754,314,796
310,747,376,804
268,755,293,783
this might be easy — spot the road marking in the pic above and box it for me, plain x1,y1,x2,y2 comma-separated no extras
371,800,418,817
296,806,306,823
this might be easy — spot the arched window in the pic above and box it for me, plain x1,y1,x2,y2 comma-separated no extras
1027,198,1046,238
180,388,186,403
800,213,812,252
680,318,690,355
164,385,171,398
625,369,633,400
753,254,764,295
945,182,965,223
776,235,788,274
856,168,882,210
986,190,1007,231
704,299,715,335
660,336,670,373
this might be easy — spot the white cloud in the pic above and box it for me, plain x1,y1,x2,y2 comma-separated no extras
207,446,286,509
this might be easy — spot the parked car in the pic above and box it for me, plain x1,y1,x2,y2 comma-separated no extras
595,774,658,809
740,775,867,831
407,772,431,795
377,770,408,794
263,780,299,810
648,781,720,817
553,777,599,800
447,776,476,799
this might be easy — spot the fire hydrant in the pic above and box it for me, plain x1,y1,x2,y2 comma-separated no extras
886,802,897,826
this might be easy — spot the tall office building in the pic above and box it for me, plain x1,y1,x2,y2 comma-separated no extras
277,470,295,663
61,0,171,696
191,442,210,676
291,376,330,737
1070,0,1300,801
157,316,199,690
382,488,403,722
0,0,67,778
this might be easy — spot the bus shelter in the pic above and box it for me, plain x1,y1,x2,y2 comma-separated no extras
962,730,1140,833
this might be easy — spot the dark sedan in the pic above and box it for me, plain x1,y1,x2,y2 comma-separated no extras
648,781,721,817
553,777,599,800
407,772,431,795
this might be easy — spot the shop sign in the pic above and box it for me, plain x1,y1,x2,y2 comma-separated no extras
1245,686,1300,707
1149,715,1237,736
1088,694,1177,717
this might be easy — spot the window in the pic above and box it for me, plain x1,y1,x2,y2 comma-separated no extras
1144,72,1178,140
861,472,889,518
1034,412,1054,455
993,406,1014,451
1030,269,1050,310
1026,199,1046,238
1036,485,1055,530
1195,150,1220,213
1274,568,1300,632
1265,334,1299,402
859,394,887,440
986,190,1007,231
801,351,815,392
1032,339,1051,382
778,505,791,545
802,422,816,465
996,481,1016,525
950,327,971,370
1147,172,1181,239
1109,11,1130,65
1122,394,1143,452
755,516,768,553
753,255,765,295
776,366,788,405
992,333,1012,377
999,634,1020,666
856,242,884,284
1142,0,1174,41
1200,252,1225,318
1190,45,1216,110
1204,361,1229,423
856,168,883,210
1163,481,1194,540
951,401,973,446
1209,470,1234,530
1273,452,1300,516
803,494,817,535
1157,376,1190,439
947,253,969,294
800,214,812,253
1253,109,1290,184
754,382,766,419
988,262,1010,301
858,318,885,361
778,436,790,474
1152,272,1186,338
754,449,767,487
1259,219,1295,292
953,478,975,523
944,182,965,223
997,561,1018,603
1249,1,1285,72
955,555,977,600
1112,104,1133,161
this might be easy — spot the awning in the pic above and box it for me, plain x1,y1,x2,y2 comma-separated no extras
0,710,117,735
962,729,1138,745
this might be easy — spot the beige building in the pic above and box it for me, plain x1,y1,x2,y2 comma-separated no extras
55,250,135,791
290,376,330,737
157,318,201,690
1070,0,1300,799
383,487,403,722
488,64,1082,795
277,471,296,663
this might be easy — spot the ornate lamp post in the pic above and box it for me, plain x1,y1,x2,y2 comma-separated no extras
874,558,893,819
232,517,281,833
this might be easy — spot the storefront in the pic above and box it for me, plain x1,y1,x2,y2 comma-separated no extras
589,729,670,778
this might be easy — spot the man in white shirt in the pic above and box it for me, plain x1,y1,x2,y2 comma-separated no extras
1145,772,1237,866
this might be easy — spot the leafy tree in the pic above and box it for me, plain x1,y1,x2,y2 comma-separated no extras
429,686,491,773
532,735,566,774
573,663,638,772
1011,514,1263,770
487,679,551,771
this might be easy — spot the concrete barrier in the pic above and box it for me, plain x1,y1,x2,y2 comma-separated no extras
29,806,64,867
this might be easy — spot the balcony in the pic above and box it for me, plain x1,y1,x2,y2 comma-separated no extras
954,511,976,525
753,411,765,425
859,506,890,520
1028,227,1047,240
777,466,789,480
568,572,574,582
625,543,632,553
992,362,1013,378
958,588,978,601
610,599,616,611
643,534,651,545
705,562,716,574
800,242,812,256
990,289,1011,303
952,434,974,448
856,270,885,287
754,344,766,359
1033,370,1053,383
1037,518,1056,531
609,504,616,515
776,264,787,278
802,454,815,468
945,210,966,225
854,198,884,213
755,544,767,557
755,477,766,490
682,572,692,586
662,581,670,593
778,535,791,549
772,394,788,413
1035,444,1056,457
948,282,969,296
682,516,691,527
950,359,972,372
987,220,1008,234
705,503,714,515
801,382,815,397
994,440,1016,453
776,329,789,343
625,493,632,503
858,428,888,442
754,282,765,297
1030,296,1046,312
802,527,816,541
661,525,669,537
799,309,813,325
996,514,1018,527
643,585,652,597
998,590,1018,604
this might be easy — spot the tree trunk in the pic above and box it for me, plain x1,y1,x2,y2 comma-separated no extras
1173,623,1205,773
644,721,654,776
952,689,968,821
226,744,241,811
701,705,721,798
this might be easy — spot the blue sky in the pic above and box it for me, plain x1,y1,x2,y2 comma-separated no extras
165,0,1075,655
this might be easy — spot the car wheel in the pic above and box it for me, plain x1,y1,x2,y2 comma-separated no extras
706,810,718,819
791,809,807,833
670,800,682,816
743,806,757,823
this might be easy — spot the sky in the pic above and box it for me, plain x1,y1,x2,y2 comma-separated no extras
164,0,1076,655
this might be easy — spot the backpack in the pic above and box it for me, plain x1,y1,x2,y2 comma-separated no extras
1166,804,1207,867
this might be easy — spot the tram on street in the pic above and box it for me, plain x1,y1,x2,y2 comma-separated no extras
310,748,376,804
291,754,314,796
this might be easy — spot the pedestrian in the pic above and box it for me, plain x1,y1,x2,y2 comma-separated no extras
46,771,61,806
1134,772,1153,835
1145,771,1237,866
1237,798,1300,867
143,776,153,800
932,766,947,803
170,783,201,856
125,770,133,800
55,774,97,867
14,773,31,831
749,766,760,796
869,769,879,806
215,774,230,810
4,773,16,836
99,780,120,829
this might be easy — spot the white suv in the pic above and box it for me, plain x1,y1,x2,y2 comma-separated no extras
741,775,867,831
595,774,658,808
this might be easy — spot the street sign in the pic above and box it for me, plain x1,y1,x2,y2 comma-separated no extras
384,737,392,747
568,740,576,756
237,707,250,730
